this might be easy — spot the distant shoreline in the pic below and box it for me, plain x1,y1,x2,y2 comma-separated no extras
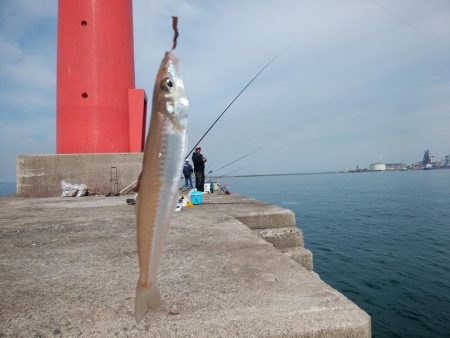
212,171,338,178
213,168,450,178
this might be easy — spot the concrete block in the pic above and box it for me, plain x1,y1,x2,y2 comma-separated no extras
254,226,304,249
0,193,371,337
235,209,296,229
281,247,314,270
16,153,143,197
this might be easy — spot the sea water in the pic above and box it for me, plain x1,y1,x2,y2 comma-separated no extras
224,170,450,337
0,182,16,196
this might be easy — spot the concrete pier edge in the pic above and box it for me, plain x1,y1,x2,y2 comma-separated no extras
0,192,371,337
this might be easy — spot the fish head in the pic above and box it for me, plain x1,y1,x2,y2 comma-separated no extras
154,52,189,130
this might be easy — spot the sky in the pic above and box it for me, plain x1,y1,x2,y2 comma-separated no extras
1,0,450,181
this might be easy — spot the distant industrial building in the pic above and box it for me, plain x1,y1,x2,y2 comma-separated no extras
346,150,450,174
386,163,406,171
411,162,423,170
422,150,433,169
418,150,450,169
369,162,386,171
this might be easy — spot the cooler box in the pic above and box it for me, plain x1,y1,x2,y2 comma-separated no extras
190,191,203,205
204,183,211,192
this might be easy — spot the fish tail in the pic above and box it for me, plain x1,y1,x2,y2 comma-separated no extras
134,284,161,322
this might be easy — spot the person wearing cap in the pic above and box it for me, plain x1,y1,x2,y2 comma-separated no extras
182,159,194,189
192,146,207,192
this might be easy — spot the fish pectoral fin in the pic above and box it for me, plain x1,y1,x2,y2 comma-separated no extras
134,285,162,322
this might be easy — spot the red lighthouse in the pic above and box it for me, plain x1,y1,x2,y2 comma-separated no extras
56,0,146,154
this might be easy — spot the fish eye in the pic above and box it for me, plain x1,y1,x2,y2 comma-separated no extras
161,77,174,92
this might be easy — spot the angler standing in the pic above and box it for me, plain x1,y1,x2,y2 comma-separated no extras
192,146,207,192
183,159,194,189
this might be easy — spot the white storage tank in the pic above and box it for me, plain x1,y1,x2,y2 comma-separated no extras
369,162,386,171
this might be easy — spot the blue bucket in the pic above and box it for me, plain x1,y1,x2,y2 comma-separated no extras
190,191,203,205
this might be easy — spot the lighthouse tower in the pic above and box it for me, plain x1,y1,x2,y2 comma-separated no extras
17,0,147,197
56,0,146,153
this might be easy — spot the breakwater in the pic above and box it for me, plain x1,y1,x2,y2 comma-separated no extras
0,193,370,337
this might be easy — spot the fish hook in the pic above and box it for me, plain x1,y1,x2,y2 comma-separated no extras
170,16,179,52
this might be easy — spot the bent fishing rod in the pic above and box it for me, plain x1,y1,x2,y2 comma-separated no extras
206,166,251,195
185,43,294,159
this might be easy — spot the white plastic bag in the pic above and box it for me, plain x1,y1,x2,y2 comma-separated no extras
61,180,88,197
76,184,88,197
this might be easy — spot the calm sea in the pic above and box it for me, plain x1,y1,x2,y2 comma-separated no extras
0,182,16,196
224,170,450,338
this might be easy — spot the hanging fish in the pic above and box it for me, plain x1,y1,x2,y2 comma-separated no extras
135,16,188,322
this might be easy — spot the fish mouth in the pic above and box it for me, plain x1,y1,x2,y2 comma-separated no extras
163,53,179,75
164,51,179,63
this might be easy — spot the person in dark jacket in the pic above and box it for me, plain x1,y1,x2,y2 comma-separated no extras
182,159,194,188
192,146,207,192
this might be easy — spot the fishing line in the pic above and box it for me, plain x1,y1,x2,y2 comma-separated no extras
205,160,216,175
185,43,294,159
209,148,262,175
213,166,251,179
366,0,433,41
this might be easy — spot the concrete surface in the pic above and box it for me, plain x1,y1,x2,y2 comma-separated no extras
0,193,370,337
16,153,143,197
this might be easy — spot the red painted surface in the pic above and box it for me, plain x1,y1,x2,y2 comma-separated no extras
57,0,146,153
128,89,147,152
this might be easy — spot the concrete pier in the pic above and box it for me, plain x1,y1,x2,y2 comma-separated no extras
0,193,370,337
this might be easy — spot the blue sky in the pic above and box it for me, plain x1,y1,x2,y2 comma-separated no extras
1,0,450,181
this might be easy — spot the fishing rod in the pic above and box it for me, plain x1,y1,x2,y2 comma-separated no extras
185,43,294,159
208,148,262,176
204,160,216,175
207,166,251,195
